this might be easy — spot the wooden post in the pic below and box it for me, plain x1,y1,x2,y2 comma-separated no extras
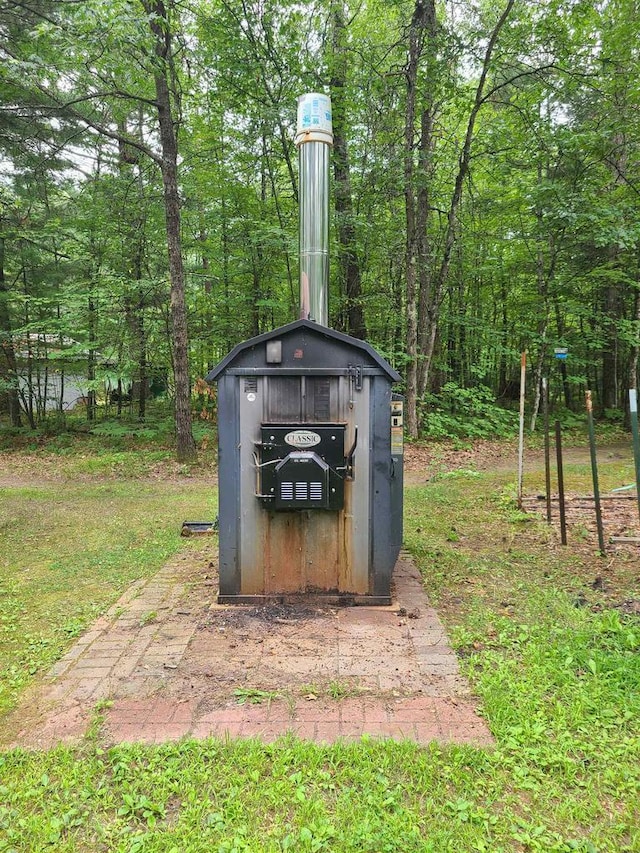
543,377,551,522
586,390,606,555
517,351,526,509
555,420,567,545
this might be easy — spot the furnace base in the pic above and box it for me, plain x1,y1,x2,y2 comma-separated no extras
216,593,392,607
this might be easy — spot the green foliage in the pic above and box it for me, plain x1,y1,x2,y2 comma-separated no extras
233,688,280,706
89,421,166,441
421,383,518,440
2,0,640,439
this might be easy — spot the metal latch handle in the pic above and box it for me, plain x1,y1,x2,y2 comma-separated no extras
345,426,358,480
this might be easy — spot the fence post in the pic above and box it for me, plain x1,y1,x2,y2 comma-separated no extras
517,352,526,509
586,390,606,555
543,377,551,523
555,420,567,545
628,389,640,524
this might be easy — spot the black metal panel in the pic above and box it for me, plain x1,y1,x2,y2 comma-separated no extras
310,377,332,420
369,379,403,598
259,424,345,510
216,374,241,596
264,376,339,423
274,452,329,509
266,376,303,422
206,320,401,383
390,393,404,559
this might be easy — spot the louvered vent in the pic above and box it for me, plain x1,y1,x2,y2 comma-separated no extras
309,482,323,501
279,482,324,503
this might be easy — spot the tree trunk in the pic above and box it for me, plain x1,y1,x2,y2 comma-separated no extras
625,270,640,428
554,297,572,408
330,1,366,339
416,0,516,406
403,0,434,438
0,235,22,427
144,0,196,462
601,280,620,412
199,224,215,373
416,101,436,399
136,300,147,421
21,260,35,429
530,161,553,432
87,293,97,422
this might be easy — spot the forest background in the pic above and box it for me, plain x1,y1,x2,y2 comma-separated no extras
1,0,639,460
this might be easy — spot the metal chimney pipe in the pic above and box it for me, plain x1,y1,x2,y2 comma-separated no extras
295,93,333,326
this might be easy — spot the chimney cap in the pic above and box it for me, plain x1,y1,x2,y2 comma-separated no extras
295,92,333,147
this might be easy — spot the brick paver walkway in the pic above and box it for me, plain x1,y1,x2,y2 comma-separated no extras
8,554,493,749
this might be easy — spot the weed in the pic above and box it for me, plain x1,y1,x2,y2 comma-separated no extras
327,681,351,700
139,610,158,627
233,688,280,705
117,792,166,827
298,681,360,701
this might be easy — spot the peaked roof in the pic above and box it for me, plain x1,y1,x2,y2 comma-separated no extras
206,319,401,383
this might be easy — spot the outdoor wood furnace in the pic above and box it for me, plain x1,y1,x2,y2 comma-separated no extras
206,94,403,605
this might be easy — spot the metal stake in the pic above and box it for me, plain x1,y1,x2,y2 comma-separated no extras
543,377,551,522
628,388,640,523
586,390,606,555
555,420,567,545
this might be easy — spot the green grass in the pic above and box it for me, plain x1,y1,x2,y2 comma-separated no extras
0,475,216,719
0,446,639,852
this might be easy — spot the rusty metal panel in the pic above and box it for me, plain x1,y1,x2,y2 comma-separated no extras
237,376,265,595
262,512,305,593
266,376,302,422
302,511,342,592
235,364,372,599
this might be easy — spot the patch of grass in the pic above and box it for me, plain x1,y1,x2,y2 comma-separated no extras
233,688,280,706
298,681,362,701
0,479,217,724
139,611,158,627
65,449,174,478
1,727,636,851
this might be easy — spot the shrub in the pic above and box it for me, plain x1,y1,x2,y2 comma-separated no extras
420,382,518,440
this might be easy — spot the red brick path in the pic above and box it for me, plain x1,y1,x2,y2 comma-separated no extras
7,555,493,749
104,694,491,746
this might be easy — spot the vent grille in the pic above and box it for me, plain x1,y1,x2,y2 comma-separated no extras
309,482,323,501
312,378,331,421
279,482,323,503
244,377,258,393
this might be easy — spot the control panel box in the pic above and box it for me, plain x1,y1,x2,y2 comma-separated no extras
258,424,346,510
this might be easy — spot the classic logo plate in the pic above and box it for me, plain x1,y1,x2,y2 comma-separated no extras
284,430,321,448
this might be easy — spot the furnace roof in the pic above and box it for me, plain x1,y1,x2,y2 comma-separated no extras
205,319,401,383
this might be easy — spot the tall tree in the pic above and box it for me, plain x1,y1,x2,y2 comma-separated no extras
0,225,22,427
1,0,196,457
141,0,196,459
329,0,366,338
